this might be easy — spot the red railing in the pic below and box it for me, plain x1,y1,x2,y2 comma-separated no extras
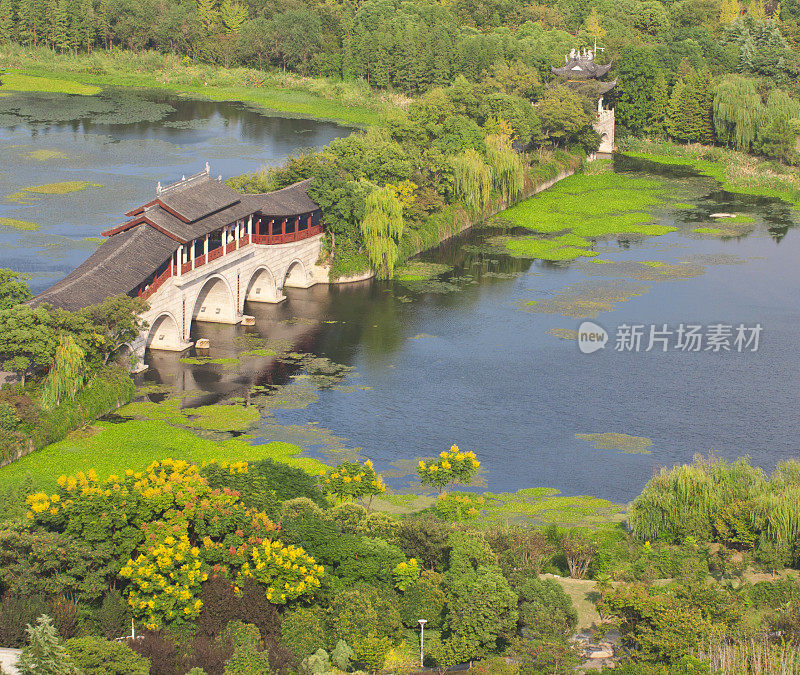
137,223,322,301
140,266,172,300
251,224,322,246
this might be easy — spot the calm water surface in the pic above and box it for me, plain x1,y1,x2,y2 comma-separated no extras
2,96,798,502
0,90,352,290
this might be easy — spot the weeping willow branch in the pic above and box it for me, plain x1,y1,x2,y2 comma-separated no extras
485,134,525,206
41,333,86,411
452,149,493,217
360,186,404,279
713,75,764,152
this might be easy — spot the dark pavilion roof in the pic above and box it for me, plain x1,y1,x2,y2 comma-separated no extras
32,224,178,311
551,52,613,80
32,168,321,311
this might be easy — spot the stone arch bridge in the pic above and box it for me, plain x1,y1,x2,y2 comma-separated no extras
33,165,330,364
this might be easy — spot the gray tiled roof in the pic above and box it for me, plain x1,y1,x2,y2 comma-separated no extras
31,225,178,311
33,177,322,311
158,178,241,222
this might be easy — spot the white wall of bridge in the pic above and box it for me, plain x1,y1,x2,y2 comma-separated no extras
134,234,326,357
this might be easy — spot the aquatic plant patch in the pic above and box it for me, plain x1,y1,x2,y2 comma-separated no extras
6,181,102,203
474,487,624,527
546,328,579,340
0,217,40,231
621,140,800,208
575,432,654,455
21,149,69,161
501,172,677,240
523,280,651,319
395,261,452,281
499,233,598,261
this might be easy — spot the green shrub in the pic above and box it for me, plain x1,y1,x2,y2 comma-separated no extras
512,577,577,637
399,570,446,629
281,606,329,658
96,590,131,640
0,593,48,647
65,636,149,675
749,577,800,609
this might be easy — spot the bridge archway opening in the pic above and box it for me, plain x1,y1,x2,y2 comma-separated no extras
192,275,237,324
283,260,307,289
245,266,280,303
146,312,183,351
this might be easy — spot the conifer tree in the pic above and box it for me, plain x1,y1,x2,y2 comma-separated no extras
17,616,79,675
666,78,687,141
0,0,14,42
16,0,37,45
647,72,669,137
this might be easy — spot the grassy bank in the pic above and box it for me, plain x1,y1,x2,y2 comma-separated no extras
0,44,389,126
620,138,800,208
0,418,325,491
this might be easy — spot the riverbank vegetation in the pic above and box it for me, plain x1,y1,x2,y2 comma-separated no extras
0,270,145,466
0,450,798,673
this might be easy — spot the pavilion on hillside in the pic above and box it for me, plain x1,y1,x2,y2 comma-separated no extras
552,48,616,157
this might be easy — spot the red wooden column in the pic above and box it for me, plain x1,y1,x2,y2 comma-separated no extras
281,218,286,241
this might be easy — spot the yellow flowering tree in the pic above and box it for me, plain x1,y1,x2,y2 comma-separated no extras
417,446,480,493
119,524,207,630
29,459,324,629
320,460,386,505
239,540,323,604
392,558,420,591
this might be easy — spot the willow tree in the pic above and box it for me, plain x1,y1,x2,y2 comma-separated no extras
485,134,524,206
713,75,763,151
41,333,86,410
360,186,404,279
451,149,492,217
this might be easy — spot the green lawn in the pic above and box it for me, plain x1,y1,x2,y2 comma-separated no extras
0,419,326,490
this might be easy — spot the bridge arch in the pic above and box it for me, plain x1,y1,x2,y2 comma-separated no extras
283,259,308,288
244,266,280,303
191,274,237,324
146,312,183,351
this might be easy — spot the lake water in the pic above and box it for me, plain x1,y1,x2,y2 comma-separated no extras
0,90,352,291
2,94,798,503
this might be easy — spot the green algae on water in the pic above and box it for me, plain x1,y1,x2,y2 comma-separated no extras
500,171,677,239
575,432,654,455
395,261,452,281
546,328,578,340
0,217,40,231
522,279,651,319
21,149,68,161
7,181,102,203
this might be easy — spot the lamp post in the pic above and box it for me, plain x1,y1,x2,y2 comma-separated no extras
418,619,427,668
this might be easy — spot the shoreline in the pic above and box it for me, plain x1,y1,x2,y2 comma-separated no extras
0,48,386,127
